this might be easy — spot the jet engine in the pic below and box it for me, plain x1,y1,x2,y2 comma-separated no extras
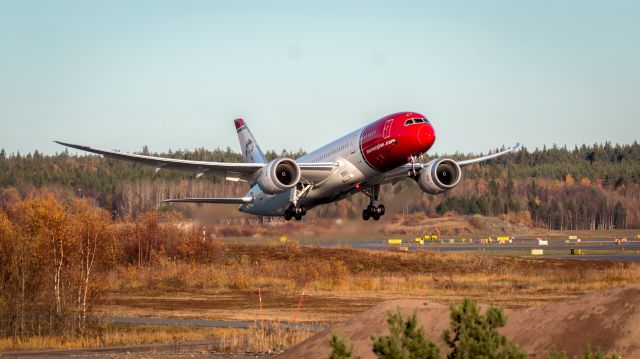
257,158,301,195
417,158,462,195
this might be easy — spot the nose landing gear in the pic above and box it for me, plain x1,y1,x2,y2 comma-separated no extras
361,184,386,221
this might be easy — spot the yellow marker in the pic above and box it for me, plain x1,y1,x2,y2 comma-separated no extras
431,235,438,240
388,239,402,245
497,236,509,243
415,237,422,242
569,235,578,240
279,236,288,243
531,249,544,256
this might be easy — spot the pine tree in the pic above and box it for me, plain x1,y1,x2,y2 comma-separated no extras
443,299,526,359
371,309,440,359
329,333,361,359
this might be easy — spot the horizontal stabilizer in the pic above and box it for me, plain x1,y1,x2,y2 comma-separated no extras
163,197,254,204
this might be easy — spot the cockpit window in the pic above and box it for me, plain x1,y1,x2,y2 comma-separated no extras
404,118,428,126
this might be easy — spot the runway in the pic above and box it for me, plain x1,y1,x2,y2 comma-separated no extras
320,238,640,261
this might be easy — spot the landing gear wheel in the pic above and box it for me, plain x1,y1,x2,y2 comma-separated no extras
361,185,386,221
285,204,307,221
362,204,385,221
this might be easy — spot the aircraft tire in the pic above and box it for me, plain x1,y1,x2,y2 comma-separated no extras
284,210,292,221
372,213,380,221
362,209,370,221
294,213,303,221
378,204,385,215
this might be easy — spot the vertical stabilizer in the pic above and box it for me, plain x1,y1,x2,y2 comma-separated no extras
234,118,267,164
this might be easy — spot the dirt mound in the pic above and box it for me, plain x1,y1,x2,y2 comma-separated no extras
281,285,640,358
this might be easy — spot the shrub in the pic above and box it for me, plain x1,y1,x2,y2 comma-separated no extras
371,309,440,359
443,299,526,359
329,333,360,359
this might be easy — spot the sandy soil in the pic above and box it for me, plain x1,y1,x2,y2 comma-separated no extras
282,285,640,358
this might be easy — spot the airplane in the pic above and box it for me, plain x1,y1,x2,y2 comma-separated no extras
56,112,520,221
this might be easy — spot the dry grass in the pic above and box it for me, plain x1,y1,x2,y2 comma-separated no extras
97,245,640,323
7,245,639,352
220,322,315,354
103,246,640,297
0,324,233,352
0,322,315,353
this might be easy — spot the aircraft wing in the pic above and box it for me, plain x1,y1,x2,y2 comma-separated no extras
54,141,337,182
380,143,521,183
55,141,265,175
163,197,254,204
455,143,521,167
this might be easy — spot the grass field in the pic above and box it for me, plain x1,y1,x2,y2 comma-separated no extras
98,244,640,322
0,321,313,353
5,242,640,353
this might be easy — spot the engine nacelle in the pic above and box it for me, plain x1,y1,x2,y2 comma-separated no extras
257,158,301,195
417,158,462,195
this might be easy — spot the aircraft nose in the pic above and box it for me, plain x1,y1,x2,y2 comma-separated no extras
417,123,436,148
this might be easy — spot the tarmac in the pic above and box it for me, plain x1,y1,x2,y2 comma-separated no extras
321,238,640,261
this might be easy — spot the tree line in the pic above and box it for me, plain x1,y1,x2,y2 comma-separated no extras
0,142,638,229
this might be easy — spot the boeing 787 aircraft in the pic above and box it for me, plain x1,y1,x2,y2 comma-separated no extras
56,112,520,221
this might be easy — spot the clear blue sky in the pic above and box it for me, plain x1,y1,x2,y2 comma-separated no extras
1,0,638,156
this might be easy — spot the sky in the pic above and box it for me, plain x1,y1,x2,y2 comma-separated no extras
0,0,638,156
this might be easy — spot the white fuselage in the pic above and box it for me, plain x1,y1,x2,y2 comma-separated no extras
240,111,437,217
240,127,398,216
240,127,374,216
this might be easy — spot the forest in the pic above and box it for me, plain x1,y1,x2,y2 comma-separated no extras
0,141,639,229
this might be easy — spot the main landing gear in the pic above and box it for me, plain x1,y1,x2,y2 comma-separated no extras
284,204,306,221
361,184,386,221
283,182,313,221
362,203,385,221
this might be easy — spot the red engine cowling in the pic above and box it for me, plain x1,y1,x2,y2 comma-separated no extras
257,158,301,195
417,158,462,195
